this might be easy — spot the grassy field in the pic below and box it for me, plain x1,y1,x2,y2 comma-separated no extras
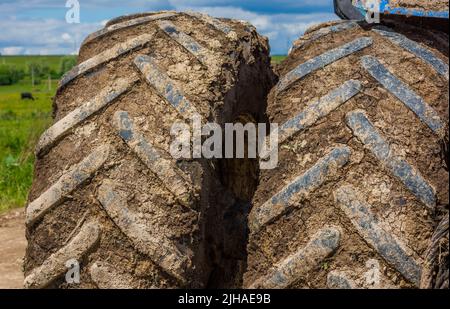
271,55,287,65
0,55,77,74
0,56,65,213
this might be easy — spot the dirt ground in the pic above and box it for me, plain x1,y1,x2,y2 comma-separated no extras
0,208,26,289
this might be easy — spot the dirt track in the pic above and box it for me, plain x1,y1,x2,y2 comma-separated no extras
0,208,26,289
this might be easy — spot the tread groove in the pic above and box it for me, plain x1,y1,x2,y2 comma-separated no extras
327,271,357,289
59,33,154,89
90,261,154,289
373,27,449,80
24,221,100,288
290,21,358,54
83,12,177,45
97,181,189,283
113,111,195,208
134,54,201,120
157,20,210,64
335,185,422,286
26,144,111,225
37,77,138,156
250,146,351,233
276,37,373,93
185,12,232,34
276,79,361,146
346,109,436,210
361,55,445,136
248,227,341,288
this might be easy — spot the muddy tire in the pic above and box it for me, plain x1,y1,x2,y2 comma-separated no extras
244,20,449,289
24,11,274,289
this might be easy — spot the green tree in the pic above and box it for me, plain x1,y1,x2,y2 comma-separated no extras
28,62,42,77
59,57,77,77
0,64,25,85
28,62,54,85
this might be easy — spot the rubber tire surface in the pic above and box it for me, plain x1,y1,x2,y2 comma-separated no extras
24,11,274,289
244,20,449,289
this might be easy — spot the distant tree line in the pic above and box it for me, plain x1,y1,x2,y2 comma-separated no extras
0,57,77,85
0,65,24,85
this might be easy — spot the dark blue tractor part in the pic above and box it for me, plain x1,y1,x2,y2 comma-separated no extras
334,0,449,20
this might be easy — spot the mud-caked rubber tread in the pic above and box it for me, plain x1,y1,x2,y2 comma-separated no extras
245,21,448,289
24,221,101,288
248,226,341,288
25,11,274,289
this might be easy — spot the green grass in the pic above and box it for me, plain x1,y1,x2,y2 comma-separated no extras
271,55,287,65
0,67,56,213
0,55,74,212
0,79,59,94
0,55,76,74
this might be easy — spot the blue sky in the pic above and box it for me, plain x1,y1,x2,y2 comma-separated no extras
0,0,338,55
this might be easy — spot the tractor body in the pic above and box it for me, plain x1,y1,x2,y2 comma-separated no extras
334,0,449,30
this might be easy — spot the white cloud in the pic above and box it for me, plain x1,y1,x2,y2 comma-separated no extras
61,33,72,41
168,0,332,10
0,17,102,55
0,1,338,55
1,46,25,55
0,0,171,13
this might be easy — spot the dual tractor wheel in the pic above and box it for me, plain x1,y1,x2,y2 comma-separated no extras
25,12,448,289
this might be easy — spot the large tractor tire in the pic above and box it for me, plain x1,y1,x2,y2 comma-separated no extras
24,11,275,289
244,20,449,289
